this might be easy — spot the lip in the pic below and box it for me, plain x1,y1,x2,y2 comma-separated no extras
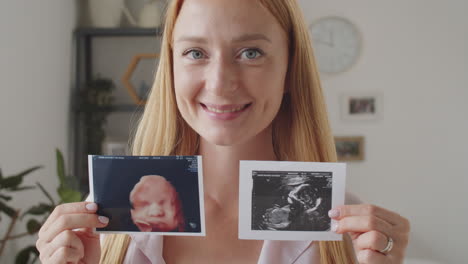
200,103,251,121
134,221,152,232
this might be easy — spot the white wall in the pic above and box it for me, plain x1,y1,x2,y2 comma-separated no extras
298,1,468,263
0,0,76,262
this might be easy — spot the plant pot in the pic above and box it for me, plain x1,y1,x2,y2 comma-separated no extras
88,0,125,27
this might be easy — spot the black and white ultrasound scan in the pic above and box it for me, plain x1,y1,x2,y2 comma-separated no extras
239,161,346,241
251,170,332,232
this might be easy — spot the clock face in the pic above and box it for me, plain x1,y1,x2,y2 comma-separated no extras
309,16,362,74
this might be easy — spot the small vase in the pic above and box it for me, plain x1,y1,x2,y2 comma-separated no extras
88,0,125,27
138,0,164,28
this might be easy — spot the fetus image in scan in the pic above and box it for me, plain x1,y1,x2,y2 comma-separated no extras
130,175,185,232
252,172,332,231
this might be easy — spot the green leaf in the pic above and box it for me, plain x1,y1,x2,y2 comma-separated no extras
64,175,80,190
36,182,55,206
0,174,23,189
26,219,42,234
15,245,38,264
56,149,66,187
0,193,12,201
21,203,53,219
58,187,82,203
0,200,17,218
12,166,42,178
0,166,42,189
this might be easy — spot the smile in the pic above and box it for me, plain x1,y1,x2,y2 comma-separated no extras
206,105,246,113
200,103,251,121
201,103,250,113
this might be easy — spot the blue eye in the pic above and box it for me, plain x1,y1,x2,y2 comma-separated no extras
185,49,204,59
241,49,263,60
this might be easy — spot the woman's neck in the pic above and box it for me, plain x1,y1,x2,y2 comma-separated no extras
199,127,277,208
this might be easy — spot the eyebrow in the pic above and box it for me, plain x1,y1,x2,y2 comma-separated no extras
176,33,272,44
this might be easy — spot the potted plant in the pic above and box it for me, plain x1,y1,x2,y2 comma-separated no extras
80,77,115,155
0,149,82,263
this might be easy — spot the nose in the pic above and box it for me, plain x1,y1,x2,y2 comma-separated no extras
205,56,238,96
147,203,164,217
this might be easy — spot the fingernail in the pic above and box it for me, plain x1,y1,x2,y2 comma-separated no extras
98,216,109,224
331,222,338,232
85,203,97,211
328,209,340,218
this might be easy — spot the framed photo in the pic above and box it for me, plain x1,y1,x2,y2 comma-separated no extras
334,136,364,161
340,92,383,121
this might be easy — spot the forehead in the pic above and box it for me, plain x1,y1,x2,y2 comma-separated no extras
132,178,174,201
173,0,285,43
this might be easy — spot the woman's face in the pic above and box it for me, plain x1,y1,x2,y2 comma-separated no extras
172,0,289,146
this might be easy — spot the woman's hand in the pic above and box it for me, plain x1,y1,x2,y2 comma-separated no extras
36,202,109,264
329,204,410,264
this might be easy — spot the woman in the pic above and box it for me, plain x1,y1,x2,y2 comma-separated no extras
36,0,410,263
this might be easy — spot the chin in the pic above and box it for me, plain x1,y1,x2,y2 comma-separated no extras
201,131,249,147
151,226,172,232
203,137,237,147
198,122,273,147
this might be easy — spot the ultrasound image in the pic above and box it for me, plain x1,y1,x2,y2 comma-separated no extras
251,171,332,231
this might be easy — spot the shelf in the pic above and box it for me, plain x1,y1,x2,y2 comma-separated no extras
74,27,163,37
71,27,159,193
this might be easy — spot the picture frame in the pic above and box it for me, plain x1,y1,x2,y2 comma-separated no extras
340,92,383,121
334,136,365,161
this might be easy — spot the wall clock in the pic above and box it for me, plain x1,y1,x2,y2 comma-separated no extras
309,16,362,74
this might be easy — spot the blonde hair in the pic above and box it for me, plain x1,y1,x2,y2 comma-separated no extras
100,0,356,263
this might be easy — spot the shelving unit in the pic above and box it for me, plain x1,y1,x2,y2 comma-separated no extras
71,27,163,194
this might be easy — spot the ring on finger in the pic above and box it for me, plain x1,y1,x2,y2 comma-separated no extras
378,236,394,255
